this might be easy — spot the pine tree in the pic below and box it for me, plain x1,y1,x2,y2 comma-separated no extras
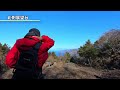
64,52,71,63
78,39,99,66
51,52,57,59
48,52,51,56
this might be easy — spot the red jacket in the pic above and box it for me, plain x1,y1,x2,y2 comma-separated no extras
5,35,54,68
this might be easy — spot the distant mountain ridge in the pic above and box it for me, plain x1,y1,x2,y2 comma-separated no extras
49,48,79,57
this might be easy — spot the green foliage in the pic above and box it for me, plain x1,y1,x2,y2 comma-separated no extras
51,52,58,59
0,43,10,74
0,43,10,55
94,30,120,69
70,56,79,64
48,52,51,56
76,30,120,69
64,52,71,63
78,40,98,59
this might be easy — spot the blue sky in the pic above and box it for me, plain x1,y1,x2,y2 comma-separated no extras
0,11,120,51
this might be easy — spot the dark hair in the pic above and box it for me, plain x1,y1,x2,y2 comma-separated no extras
24,28,40,38
29,28,40,36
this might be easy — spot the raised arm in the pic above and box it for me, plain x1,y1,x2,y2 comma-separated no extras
41,35,55,52
5,42,19,68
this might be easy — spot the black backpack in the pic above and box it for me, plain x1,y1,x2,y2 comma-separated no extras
12,42,42,79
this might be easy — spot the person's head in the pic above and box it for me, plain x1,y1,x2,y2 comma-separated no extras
24,28,40,37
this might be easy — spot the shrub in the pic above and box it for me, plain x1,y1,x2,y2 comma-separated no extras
76,29,120,69
63,52,71,63
0,43,10,74
78,40,99,66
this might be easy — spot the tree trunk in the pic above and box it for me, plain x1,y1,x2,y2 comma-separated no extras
88,58,92,67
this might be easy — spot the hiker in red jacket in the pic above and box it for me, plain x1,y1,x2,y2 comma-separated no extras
5,28,55,79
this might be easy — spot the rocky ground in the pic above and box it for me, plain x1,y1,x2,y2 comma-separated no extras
1,61,120,79
42,61,102,79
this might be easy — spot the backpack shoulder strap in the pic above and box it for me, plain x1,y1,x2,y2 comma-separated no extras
25,36,42,50
33,42,42,51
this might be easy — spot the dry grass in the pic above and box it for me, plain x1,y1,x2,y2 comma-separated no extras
43,61,102,79
1,52,120,79
99,70,120,79
1,61,120,79
0,68,13,79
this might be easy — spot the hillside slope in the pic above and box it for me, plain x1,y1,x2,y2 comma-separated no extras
1,62,102,79
2,61,120,79
42,61,102,79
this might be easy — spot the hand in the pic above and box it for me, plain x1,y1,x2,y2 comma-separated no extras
12,68,16,73
32,36,42,41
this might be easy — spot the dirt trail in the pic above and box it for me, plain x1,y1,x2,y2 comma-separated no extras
1,61,120,79
42,61,102,79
